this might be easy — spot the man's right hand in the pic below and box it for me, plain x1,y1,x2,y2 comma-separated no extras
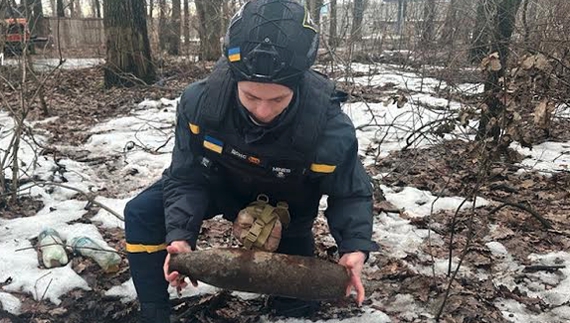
163,240,197,289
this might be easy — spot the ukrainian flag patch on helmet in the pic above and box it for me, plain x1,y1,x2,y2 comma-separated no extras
228,47,241,62
203,135,224,154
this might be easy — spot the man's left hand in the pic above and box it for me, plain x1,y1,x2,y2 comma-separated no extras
338,251,366,306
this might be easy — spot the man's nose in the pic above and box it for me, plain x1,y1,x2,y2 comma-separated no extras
256,101,273,118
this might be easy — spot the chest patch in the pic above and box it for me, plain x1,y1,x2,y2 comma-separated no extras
271,166,293,179
203,135,224,154
227,146,264,166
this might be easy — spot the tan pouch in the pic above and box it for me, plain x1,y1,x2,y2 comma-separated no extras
233,194,290,252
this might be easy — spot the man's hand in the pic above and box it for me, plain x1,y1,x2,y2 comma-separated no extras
163,240,197,290
338,251,366,306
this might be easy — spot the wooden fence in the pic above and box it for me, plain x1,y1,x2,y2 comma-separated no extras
46,17,105,52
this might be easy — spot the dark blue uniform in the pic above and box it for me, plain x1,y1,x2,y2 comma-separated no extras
124,63,377,308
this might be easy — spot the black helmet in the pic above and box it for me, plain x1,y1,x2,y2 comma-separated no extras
223,0,319,89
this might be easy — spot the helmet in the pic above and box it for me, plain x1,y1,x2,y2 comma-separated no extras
223,0,319,89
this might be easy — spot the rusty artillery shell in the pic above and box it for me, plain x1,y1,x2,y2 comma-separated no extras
169,248,350,300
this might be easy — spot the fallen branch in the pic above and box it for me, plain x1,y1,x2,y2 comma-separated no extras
3,180,124,221
523,265,566,273
490,199,552,229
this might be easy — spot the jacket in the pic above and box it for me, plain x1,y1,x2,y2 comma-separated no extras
162,60,377,256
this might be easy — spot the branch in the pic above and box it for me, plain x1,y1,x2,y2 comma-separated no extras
10,181,124,222
491,199,552,229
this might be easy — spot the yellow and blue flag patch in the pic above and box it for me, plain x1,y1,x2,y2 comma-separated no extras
228,47,241,62
203,135,224,154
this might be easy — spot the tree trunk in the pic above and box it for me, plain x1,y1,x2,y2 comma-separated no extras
477,0,523,140
195,0,223,61
308,0,323,27
148,0,153,29
49,0,56,16
103,0,156,87
470,0,492,62
521,0,538,49
56,0,64,17
69,0,73,17
183,0,190,47
92,0,101,18
24,0,45,36
221,0,231,35
69,0,80,18
167,0,181,55
396,0,407,35
351,0,364,41
0,1,7,19
420,0,436,47
158,0,167,51
441,0,457,44
329,0,338,47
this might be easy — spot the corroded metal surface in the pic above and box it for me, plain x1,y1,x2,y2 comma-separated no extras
169,248,350,300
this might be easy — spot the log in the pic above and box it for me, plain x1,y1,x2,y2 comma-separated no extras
169,248,350,300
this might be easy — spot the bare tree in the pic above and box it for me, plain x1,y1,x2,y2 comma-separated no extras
167,0,181,55
69,0,82,18
195,0,223,61
396,0,408,35
103,0,156,87
148,0,153,19
441,0,457,44
56,0,64,17
221,0,231,36
24,0,45,36
352,0,365,41
470,0,492,62
92,0,101,18
49,0,55,16
183,0,190,47
477,0,523,140
307,0,324,27
329,0,338,47
420,0,436,47
158,0,167,51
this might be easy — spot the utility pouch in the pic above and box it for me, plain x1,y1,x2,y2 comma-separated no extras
233,194,290,252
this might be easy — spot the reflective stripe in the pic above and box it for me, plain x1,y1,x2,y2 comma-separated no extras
310,163,336,173
126,243,167,253
189,123,200,134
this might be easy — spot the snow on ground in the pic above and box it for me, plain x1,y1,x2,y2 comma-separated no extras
2,62,570,322
336,62,484,96
4,58,105,72
512,141,570,174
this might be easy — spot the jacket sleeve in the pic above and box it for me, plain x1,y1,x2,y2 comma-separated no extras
317,112,378,257
163,84,210,248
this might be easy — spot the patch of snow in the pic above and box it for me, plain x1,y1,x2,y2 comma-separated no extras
105,278,137,303
0,238,90,306
497,298,570,323
261,309,391,323
525,252,570,307
486,241,509,256
91,197,129,229
513,141,570,174
4,58,104,72
383,294,431,321
0,292,21,315
373,212,432,259
382,185,489,217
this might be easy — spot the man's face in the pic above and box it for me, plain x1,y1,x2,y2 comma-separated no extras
237,81,294,124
